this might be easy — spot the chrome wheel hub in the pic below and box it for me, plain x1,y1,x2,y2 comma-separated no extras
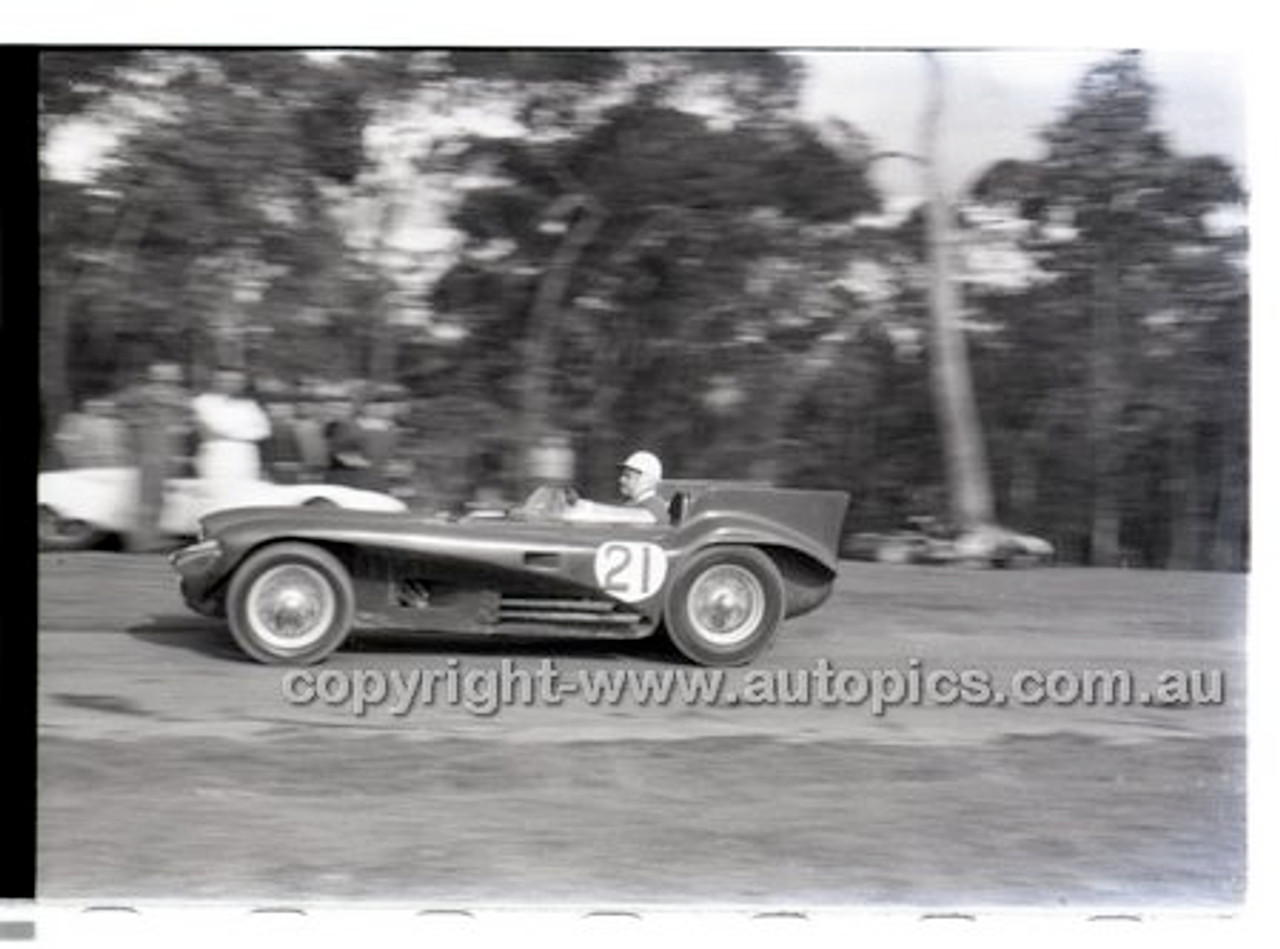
245,564,336,650
686,564,765,646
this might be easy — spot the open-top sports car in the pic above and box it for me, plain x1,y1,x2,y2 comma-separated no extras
170,481,849,666
38,467,407,550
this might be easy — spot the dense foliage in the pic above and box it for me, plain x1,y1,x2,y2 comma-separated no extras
38,50,1248,569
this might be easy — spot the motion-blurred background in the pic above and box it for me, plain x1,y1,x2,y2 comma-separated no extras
38,50,1249,569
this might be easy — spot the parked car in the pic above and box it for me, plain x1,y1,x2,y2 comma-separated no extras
842,516,1054,567
170,480,850,667
38,467,407,551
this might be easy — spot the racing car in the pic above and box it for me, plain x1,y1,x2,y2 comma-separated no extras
38,467,407,550
170,481,850,667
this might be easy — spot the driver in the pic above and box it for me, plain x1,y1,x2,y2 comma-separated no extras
549,449,670,525
616,450,670,525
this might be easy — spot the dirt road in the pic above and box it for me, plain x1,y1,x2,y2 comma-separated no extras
37,553,1246,908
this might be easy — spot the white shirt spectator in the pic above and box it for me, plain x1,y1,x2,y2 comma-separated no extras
192,390,271,482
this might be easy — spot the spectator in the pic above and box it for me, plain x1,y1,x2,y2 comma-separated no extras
53,397,130,469
261,399,303,484
325,398,371,489
358,399,401,492
292,395,332,483
117,362,192,552
192,367,271,483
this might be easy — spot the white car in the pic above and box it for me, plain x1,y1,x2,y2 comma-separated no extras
842,517,1054,567
38,467,407,550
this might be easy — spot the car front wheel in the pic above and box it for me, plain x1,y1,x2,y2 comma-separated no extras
664,546,784,666
226,542,354,664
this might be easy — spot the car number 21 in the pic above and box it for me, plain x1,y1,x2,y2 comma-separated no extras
593,541,668,603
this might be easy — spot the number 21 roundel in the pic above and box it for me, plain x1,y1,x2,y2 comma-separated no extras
593,541,669,603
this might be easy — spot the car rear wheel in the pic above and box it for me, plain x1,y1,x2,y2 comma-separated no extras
226,542,354,664
664,546,784,666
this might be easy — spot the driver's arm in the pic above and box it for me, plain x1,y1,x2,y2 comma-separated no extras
564,499,657,525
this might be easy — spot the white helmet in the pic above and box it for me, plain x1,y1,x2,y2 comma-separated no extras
620,450,663,483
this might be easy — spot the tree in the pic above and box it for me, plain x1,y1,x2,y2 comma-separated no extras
918,53,995,530
431,52,880,491
970,52,1247,567
40,51,426,408
39,52,141,440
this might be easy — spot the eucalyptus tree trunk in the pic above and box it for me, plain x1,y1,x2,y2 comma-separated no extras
920,53,994,530
1088,245,1123,565
39,287,72,464
517,198,606,482
41,201,151,447
1210,410,1248,572
1165,419,1202,569
368,199,400,389
747,333,846,484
